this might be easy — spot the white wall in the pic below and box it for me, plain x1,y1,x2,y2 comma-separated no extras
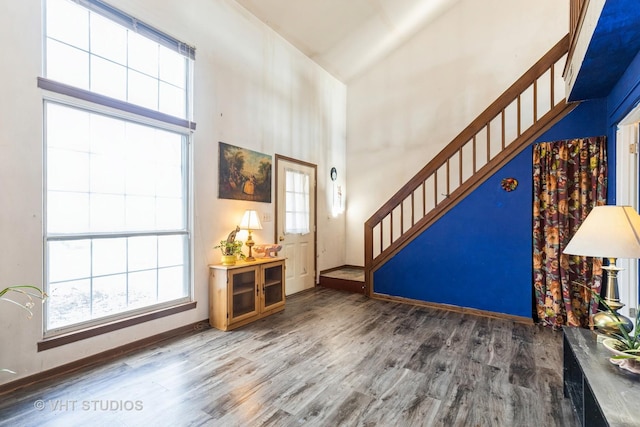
345,0,568,265
0,0,346,385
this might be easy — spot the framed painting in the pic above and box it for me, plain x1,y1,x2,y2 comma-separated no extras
218,142,272,202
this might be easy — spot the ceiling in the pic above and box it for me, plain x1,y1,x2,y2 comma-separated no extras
235,0,460,82
237,0,640,99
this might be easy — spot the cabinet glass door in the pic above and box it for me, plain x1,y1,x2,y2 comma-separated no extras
229,268,258,321
263,262,285,310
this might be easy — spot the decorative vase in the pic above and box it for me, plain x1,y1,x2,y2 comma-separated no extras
221,255,236,266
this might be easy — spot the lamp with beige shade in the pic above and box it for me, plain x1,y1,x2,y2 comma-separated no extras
564,205,640,334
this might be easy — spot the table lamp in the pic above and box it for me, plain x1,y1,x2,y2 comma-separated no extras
563,205,640,334
239,209,262,261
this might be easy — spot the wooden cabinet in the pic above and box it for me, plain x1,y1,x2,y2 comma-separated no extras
209,258,285,331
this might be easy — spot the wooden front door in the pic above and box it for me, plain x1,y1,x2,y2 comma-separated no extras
275,155,316,295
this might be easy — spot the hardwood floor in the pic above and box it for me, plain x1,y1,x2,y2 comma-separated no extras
0,288,578,426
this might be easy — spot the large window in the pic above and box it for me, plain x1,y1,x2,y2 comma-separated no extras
42,0,195,335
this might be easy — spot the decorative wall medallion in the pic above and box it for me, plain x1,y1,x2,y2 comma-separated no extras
501,177,518,192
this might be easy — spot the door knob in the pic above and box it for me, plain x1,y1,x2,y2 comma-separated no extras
279,236,285,241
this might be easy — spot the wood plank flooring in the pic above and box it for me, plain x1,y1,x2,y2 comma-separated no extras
0,288,578,426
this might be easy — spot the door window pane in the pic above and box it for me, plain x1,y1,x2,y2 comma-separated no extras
284,169,310,234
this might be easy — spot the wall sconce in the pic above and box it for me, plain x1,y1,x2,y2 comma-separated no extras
330,167,344,217
239,209,262,261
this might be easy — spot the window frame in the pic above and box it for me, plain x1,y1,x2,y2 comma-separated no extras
40,0,196,343
42,96,194,337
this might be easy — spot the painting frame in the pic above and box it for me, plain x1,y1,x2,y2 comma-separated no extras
218,142,272,203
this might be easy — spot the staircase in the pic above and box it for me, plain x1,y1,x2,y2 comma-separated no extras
364,34,576,297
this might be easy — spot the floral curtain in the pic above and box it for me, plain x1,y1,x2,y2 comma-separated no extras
533,136,607,328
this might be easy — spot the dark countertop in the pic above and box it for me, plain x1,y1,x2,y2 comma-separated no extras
564,327,640,426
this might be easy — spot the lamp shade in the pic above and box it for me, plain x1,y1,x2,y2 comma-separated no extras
563,205,640,259
239,209,263,231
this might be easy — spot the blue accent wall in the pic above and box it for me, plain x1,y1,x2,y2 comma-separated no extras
568,0,640,101
374,100,608,318
608,49,640,123
374,148,533,317
535,99,607,142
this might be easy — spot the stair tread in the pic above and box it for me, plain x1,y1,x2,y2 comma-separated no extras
320,267,364,282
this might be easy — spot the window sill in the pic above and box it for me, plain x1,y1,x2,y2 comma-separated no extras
38,301,197,352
